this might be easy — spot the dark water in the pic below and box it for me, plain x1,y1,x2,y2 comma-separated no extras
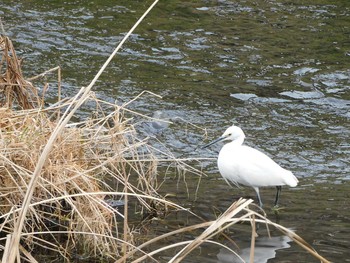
1,0,349,262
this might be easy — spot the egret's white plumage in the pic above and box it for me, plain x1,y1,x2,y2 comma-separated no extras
203,125,298,207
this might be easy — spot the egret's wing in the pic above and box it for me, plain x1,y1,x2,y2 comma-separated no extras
237,145,292,187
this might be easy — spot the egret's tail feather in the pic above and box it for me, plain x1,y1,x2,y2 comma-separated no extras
284,171,298,187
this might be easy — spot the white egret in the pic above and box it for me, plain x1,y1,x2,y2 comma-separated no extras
203,125,298,207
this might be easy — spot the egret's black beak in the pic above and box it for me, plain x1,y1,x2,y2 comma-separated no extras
202,136,225,149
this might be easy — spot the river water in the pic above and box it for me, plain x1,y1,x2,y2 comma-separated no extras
1,0,349,262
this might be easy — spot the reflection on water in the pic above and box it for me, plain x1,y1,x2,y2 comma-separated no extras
141,110,170,136
217,234,292,263
0,0,349,261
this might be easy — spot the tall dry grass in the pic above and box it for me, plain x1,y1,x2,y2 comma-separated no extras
0,36,41,109
0,1,175,261
0,66,169,261
0,1,331,262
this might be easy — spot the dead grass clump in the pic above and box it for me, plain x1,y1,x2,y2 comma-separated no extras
0,35,40,109
0,97,182,261
1,106,93,250
0,95,172,260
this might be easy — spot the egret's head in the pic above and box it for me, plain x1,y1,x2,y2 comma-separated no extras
202,125,245,149
221,125,245,142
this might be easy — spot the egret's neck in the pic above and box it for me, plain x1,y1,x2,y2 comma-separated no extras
227,135,245,147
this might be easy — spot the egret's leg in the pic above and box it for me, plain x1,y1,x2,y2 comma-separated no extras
274,186,282,207
253,187,263,207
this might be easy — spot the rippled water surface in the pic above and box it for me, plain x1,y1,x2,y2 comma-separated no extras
1,0,349,262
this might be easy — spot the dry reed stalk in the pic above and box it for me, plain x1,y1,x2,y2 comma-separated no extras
0,35,40,109
27,65,62,108
169,199,255,263
249,214,256,263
